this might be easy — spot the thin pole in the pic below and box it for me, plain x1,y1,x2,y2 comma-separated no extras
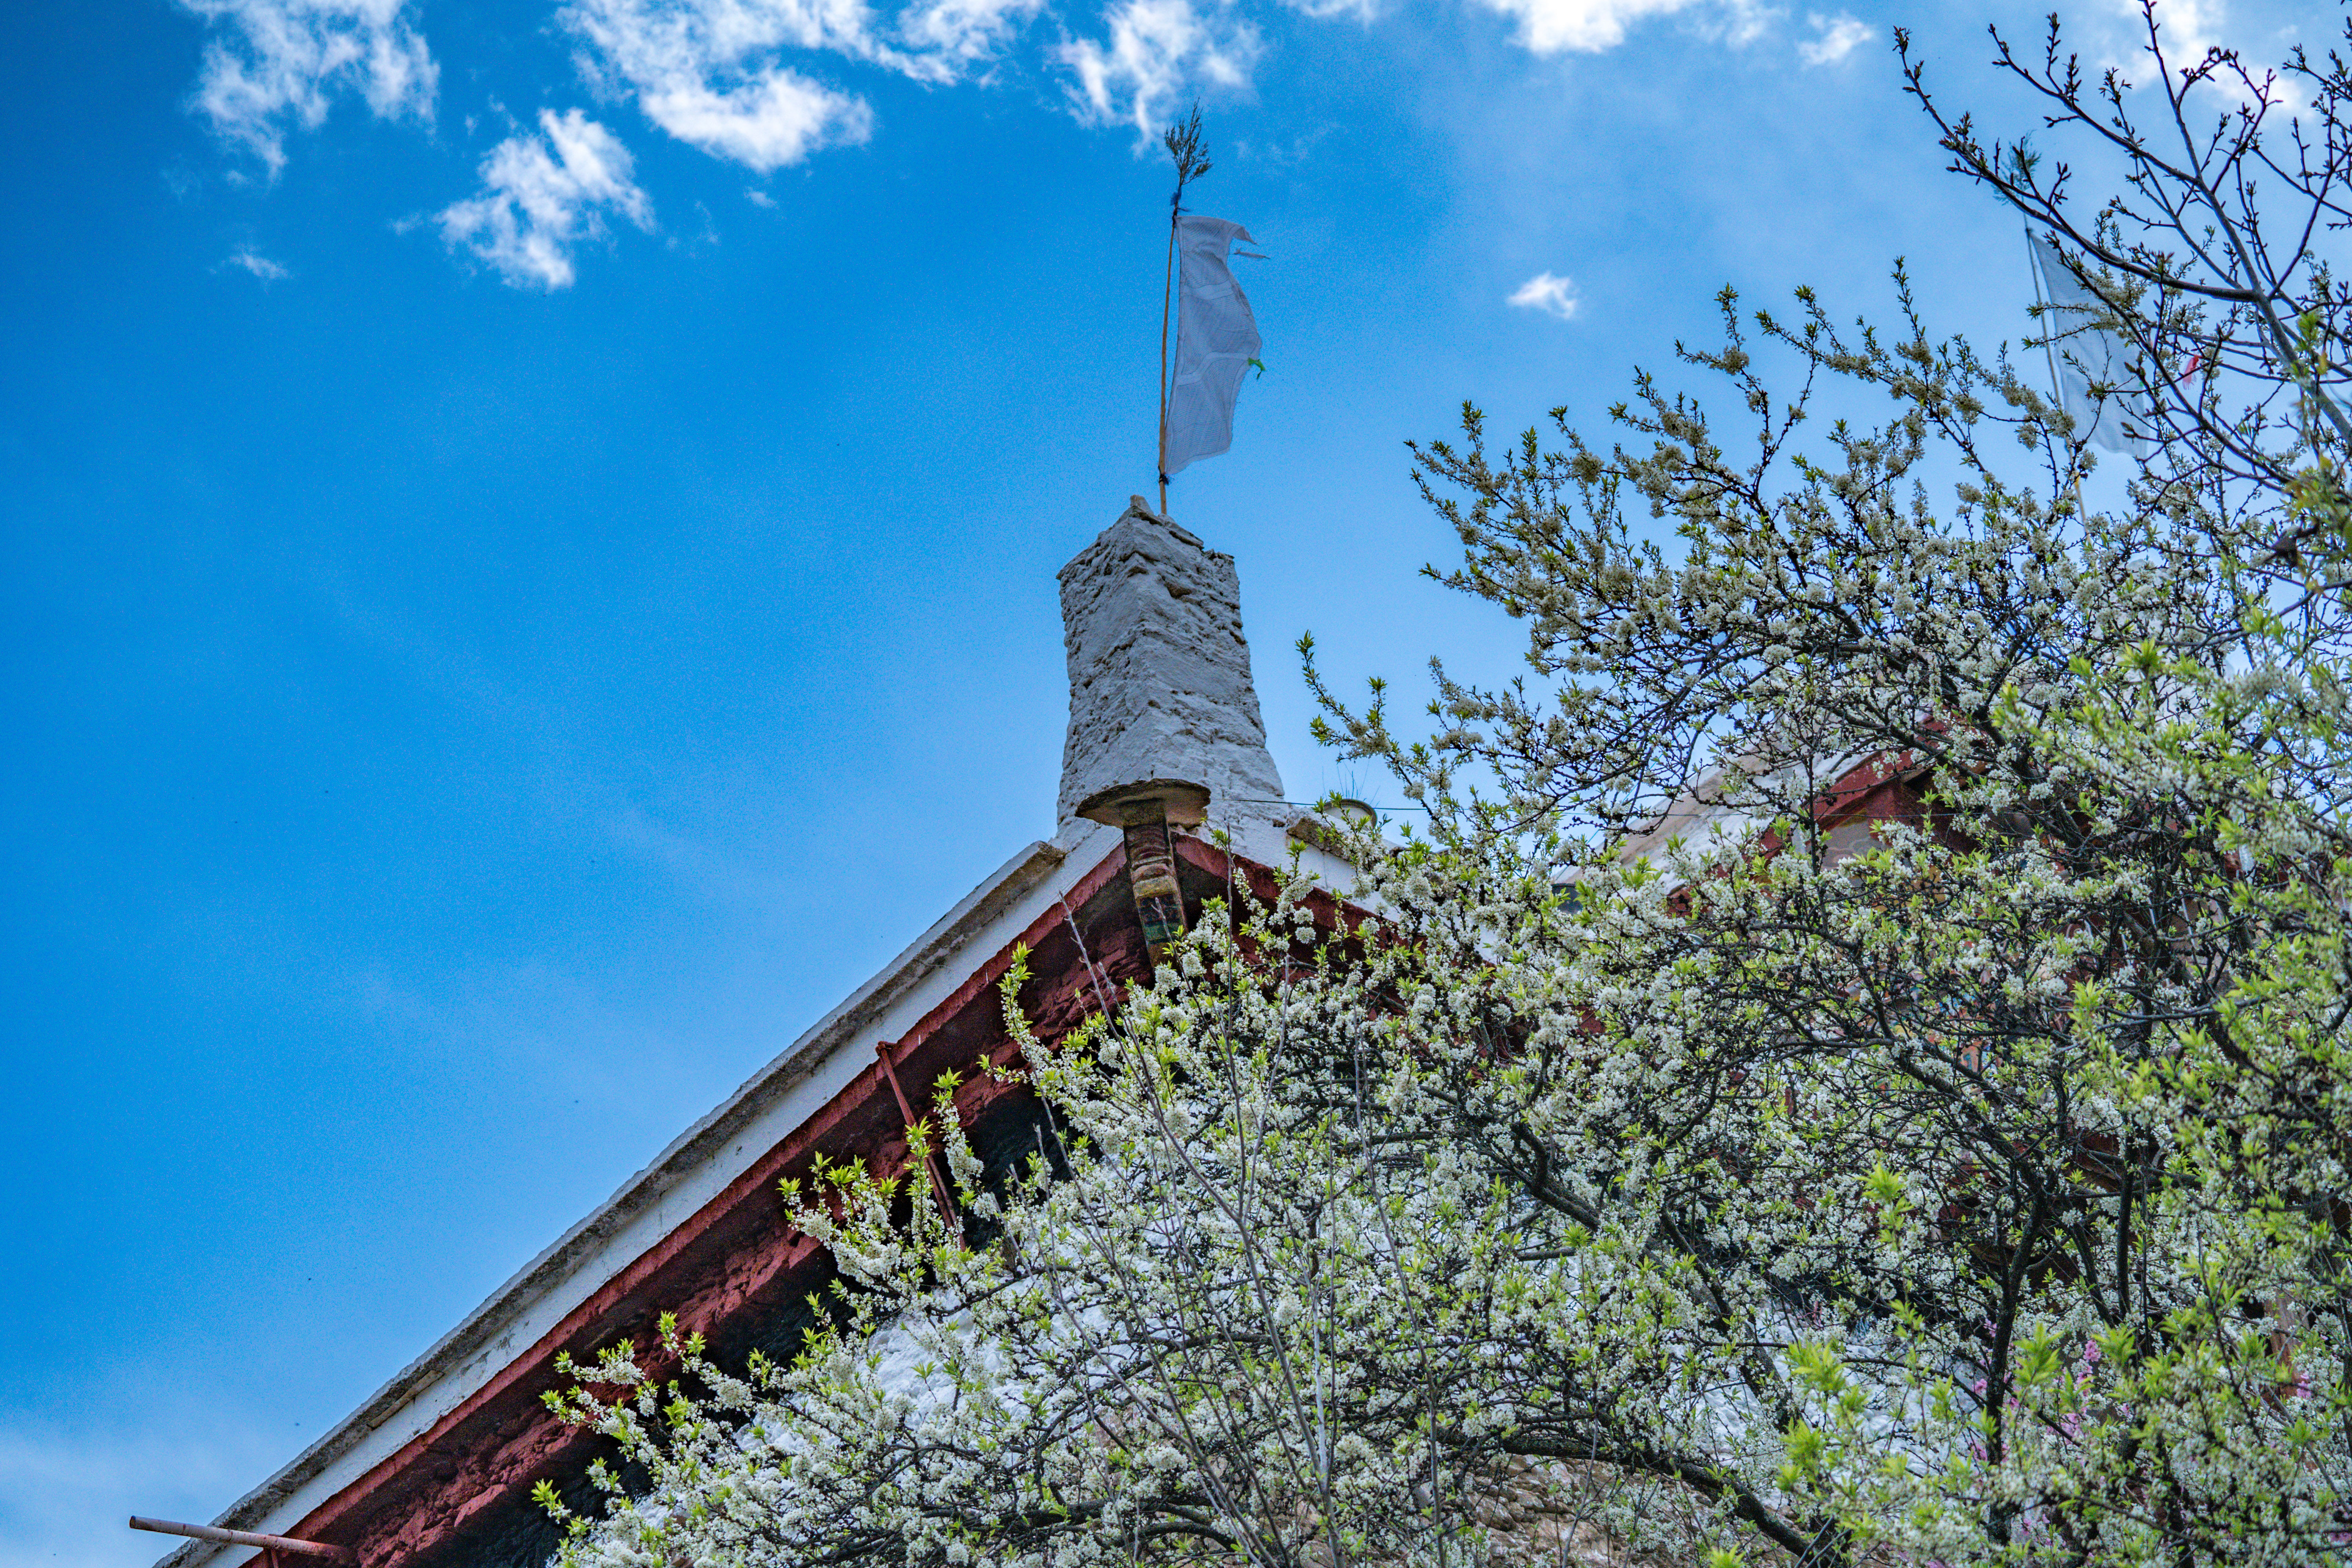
128,1519,356,1565
1158,207,1178,517
1156,106,1209,520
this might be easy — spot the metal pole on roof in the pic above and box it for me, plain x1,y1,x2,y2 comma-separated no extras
129,1518,357,1565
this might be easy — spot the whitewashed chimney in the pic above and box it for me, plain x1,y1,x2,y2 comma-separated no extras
1058,497,1287,859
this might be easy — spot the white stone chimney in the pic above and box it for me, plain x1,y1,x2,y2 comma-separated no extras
1057,497,1287,855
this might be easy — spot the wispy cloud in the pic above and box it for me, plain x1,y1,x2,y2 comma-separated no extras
436,109,654,290
644,67,874,170
896,0,1052,79
1056,0,1263,140
2093,0,2291,114
1471,0,1829,53
178,0,1838,291
562,0,876,171
179,0,436,173
560,0,1038,173
1471,0,1695,54
222,247,290,280
1280,0,1383,22
1796,9,1872,64
2134,0,2223,70
1715,0,1784,45
1508,270,1581,319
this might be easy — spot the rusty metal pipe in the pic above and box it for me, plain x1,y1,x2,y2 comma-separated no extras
129,1518,357,1564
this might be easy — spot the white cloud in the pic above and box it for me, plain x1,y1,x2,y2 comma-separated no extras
1716,0,1783,45
1472,0,1828,53
567,0,882,84
637,65,875,169
1508,270,1581,319
436,109,654,290
1281,0,1383,21
896,0,1050,79
2103,0,2295,115
561,0,1037,169
1797,9,1872,64
223,247,290,279
180,0,436,173
563,0,877,168
1055,0,1262,140
2138,0,2221,67
1472,0,1696,54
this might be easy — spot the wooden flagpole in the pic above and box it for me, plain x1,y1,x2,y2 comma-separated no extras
1158,107,1209,519
1157,213,1176,517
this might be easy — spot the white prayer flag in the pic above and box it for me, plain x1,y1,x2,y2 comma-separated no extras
2027,232,2149,455
1163,216,1263,478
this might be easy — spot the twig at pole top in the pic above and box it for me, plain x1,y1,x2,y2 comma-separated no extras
1163,103,1211,205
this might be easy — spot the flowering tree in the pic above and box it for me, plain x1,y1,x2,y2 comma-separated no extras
1901,0,2352,559
535,11,2352,1566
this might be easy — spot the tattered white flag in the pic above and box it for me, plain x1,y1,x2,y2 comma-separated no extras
2027,231,2149,455
1163,216,1264,478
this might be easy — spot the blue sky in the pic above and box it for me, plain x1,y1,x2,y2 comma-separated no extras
0,0,2302,1561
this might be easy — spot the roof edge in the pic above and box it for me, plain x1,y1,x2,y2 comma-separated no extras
156,833,1084,1568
